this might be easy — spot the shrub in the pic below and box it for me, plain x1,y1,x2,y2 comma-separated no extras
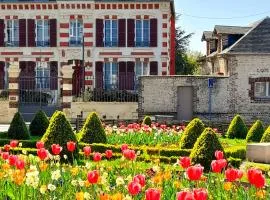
142,116,152,126
226,115,248,139
225,146,246,160
180,118,204,149
7,112,30,140
0,139,37,148
190,128,224,171
260,126,270,143
41,111,78,162
78,112,107,144
227,157,242,168
29,110,49,136
246,120,264,143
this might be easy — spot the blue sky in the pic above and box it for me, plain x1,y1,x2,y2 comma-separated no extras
175,0,270,53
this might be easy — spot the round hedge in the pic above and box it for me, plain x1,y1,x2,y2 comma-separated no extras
226,115,248,139
260,126,270,143
29,110,49,136
78,112,107,144
180,118,204,149
7,112,30,140
142,116,152,126
246,120,264,143
41,111,78,162
190,127,224,171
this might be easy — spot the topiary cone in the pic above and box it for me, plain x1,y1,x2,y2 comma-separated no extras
190,127,224,171
246,120,264,143
226,115,248,139
41,111,78,162
29,110,49,137
7,112,30,140
142,116,152,126
180,118,204,149
78,112,107,144
260,126,270,143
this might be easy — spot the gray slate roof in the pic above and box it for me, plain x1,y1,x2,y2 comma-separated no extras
214,25,251,35
201,31,216,41
229,17,270,53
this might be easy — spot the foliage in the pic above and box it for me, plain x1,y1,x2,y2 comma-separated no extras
29,110,49,136
41,111,78,161
224,146,246,160
78,112,107,144
246,120,264,143
260,126,270,143
0,139,36,148
226,115,248,139
176,51,202,75
7,112,30,140
243,162,270,173
227,157,242,168
190,128,224,171
142,116,152,126
180,118,204,149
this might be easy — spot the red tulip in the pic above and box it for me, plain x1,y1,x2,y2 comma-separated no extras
225,168,243,182
87,170,99,184
133,174,146,187
186,165,204,181
83,146,91,157
247,168,265,188
128,181,142,196
179,157,191,169
16,159,25,170
211,159,227,173
10,140,18,148
146,188,161,200
4,144,10,152
177,191,194,200
123,149,136,160
8,155,17,166
105,150,113,159
121,144,129,152
215,150,224,160
67,141,76,152
1,152,9,160
193,188,208,200
51,144,62,155
36,141,44,149
37,148,48,160
93,152,102,162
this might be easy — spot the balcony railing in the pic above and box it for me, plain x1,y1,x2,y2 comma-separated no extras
6,41,19,47
135,41,150,47
36,41,50,47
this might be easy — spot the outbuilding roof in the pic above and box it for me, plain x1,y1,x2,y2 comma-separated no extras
213,25,251,35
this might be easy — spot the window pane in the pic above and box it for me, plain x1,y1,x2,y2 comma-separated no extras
135,62,141,77
111,62,118,87
136,20,142,46
143,20,150,46
105,20,111,46
111,20,118,46
14,20,19,43
255,82,267,97
143,62,148,75
104,63,111,90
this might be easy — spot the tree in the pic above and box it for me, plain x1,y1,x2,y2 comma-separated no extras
8,112,30,140
29,110,49,136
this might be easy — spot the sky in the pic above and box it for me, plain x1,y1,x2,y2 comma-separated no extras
175,0,270,54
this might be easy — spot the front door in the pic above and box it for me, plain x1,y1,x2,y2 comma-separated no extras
177,86,193,121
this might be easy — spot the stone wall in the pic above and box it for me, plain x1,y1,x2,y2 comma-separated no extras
0,100,12,124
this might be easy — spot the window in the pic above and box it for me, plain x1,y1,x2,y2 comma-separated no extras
104,62,118,90
136,20,150,47
7,20,19,47
69,19,83,46
36,20,49,47
135,62,148,88
4,63,9,90
255,82,270,98
36,62,50,89
104,20,118,47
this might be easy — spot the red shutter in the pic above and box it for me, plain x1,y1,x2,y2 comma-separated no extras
126,62,135,90
150,18,158,47
50,61,58,90
118,62,126,90
118,19,126,47
0,19,5,47
95,62,103,89
50,19,57,47
150,61,158,75
19,19,27,47
96,19,104,47
0,62,5,89
127,19,135,47
27,19,36,47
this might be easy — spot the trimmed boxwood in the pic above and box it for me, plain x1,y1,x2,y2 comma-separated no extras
142,116,152,126
227,157,242,168
41,111,78,162
29,110,49,136
190,128,224,171
260,126,270,143
246,120,264,143
180,118,204,149
225,146,246,160
0,139,37,148
7,112,30,140
226,115,248,139
78,112,107,144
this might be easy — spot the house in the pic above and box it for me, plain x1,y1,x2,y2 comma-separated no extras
0,0,176,122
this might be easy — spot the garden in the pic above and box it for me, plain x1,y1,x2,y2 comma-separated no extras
0,110,270,199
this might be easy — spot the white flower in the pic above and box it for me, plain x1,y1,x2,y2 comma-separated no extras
48,184,56,191
124,195,132,200
85,162,91,169
152,165,160,173
78,179,85,187
51,169,61,181
25,167,39,189
71,180,77,186
40,185,47,194
64,155,68,160
116,177,125,186
84,192,91,200
18,143,22,147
